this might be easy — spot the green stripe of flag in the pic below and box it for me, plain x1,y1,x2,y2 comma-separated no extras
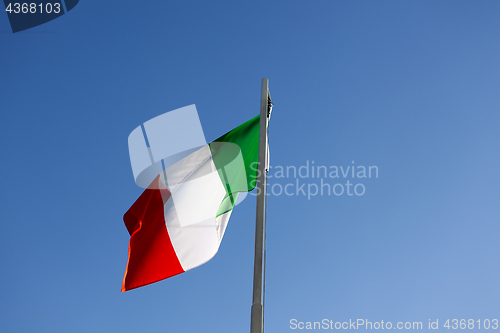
210,115,260,217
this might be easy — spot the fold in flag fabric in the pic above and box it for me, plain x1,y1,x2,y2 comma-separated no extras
122,115,260,291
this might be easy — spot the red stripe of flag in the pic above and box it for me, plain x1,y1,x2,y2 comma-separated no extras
122,178,184,292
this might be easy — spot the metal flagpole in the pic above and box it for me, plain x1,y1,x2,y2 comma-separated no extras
250,78,271,333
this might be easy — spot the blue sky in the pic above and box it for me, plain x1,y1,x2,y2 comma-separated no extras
1,1,500,332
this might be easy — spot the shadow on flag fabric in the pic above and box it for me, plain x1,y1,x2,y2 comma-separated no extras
122,115,260,291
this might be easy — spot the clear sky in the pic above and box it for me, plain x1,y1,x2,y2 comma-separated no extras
1,1,500,332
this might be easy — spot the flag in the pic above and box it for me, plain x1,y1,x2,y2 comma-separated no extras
122,115,260,291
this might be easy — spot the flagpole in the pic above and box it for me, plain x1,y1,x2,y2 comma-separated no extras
250,78,270,333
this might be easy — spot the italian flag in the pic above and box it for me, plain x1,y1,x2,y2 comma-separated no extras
122,115,260,291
